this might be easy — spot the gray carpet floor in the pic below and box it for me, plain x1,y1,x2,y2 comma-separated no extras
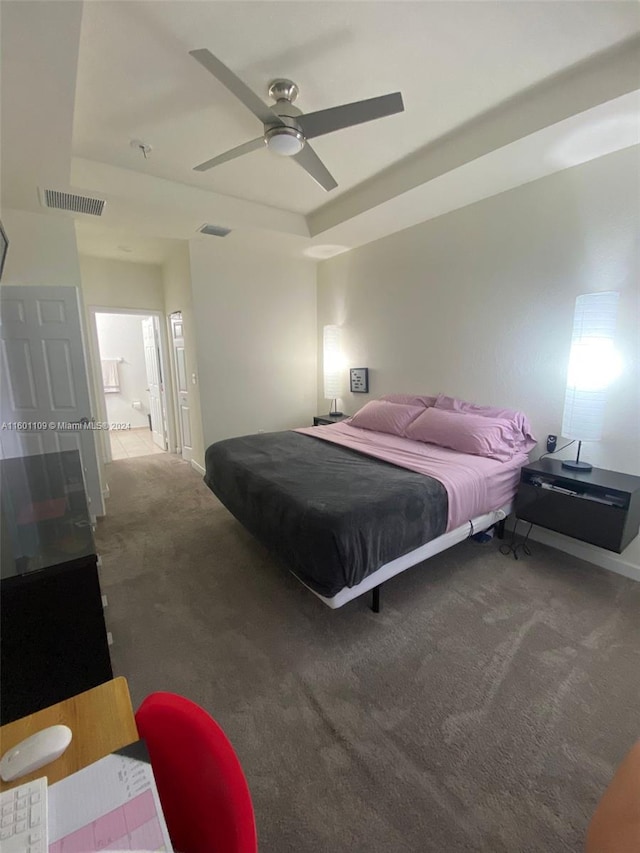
96,453,640,853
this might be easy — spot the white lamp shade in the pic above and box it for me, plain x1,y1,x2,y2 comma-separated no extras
561,387,607,441
323,325,344,400
561,291,620,441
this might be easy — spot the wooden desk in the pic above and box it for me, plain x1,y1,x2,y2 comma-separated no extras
0,677,138,792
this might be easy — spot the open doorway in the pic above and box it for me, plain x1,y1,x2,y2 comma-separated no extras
91,310,171,461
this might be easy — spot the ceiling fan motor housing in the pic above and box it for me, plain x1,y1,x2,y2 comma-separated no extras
264,81,305,155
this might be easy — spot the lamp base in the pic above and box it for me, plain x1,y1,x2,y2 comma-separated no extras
328,397,342,417
561,459,593,472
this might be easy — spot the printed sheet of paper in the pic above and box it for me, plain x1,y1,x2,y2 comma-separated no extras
48,749,173,852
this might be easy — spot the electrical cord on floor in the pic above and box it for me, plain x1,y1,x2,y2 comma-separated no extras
499,519,533,560
537,440,574,462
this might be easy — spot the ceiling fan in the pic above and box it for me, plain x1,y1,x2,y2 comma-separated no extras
189,48,405,191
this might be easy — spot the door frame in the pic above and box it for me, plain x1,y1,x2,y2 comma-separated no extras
167,310,192,462
87,306,177,464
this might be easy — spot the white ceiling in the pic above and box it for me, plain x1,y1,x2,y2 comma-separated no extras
1,1,639,264
72,0,639,213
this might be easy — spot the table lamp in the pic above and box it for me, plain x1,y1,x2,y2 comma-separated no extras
561,291,620,471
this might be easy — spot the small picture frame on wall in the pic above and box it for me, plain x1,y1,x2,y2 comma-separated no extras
350,367,369,393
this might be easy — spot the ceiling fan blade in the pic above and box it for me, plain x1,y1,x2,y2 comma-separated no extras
292,143,337,191
189,49,282,128
297,92,404,140
193,137,265,172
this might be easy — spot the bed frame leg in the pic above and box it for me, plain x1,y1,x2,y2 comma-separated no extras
371,586,381,613
495,519,506,540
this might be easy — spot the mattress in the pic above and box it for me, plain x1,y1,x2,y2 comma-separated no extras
204,430,448,598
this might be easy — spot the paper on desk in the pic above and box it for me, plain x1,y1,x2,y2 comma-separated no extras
48,751,173,852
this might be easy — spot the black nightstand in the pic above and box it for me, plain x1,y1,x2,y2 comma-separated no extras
514,458,640,553
313,414,350,426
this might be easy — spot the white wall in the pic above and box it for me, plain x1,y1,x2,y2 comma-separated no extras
189,239,317,445
79,255,165,311
162,243,205,469
2,208,81,287
95,313,150,429
317,146,640,578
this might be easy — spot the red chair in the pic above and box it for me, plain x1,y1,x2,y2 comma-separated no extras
135,692,258,853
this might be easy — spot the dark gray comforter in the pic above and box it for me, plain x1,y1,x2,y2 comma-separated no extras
204,430,448,598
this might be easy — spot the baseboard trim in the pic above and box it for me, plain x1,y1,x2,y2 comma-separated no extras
190,459,205,476
521,525,639,583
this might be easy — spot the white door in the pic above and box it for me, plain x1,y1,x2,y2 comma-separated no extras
0,285,104,516
142,316,166,450
169,312,192,462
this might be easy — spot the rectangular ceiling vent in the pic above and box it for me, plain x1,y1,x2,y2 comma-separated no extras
41,189,106,216
198,223,231,237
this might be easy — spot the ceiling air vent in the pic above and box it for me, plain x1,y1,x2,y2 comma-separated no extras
198,223,231,237
41,189,106,216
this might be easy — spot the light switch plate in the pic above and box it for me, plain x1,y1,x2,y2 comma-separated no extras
350,367,369,393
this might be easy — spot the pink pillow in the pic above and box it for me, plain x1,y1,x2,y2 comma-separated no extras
434,394,536,452
349,401,424,436
405,407,520,461
380,393,437,408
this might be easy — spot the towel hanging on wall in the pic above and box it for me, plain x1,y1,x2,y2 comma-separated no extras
101,359,120,393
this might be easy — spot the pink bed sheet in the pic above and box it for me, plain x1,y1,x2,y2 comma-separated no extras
294,422,528,531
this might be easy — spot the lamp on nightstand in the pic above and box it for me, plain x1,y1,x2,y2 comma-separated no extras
561,291,620,472
323,325,344,416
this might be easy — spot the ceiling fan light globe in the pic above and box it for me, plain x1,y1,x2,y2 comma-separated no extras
265,127,305,156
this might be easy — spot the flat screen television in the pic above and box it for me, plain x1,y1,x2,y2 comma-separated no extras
0,220,7,280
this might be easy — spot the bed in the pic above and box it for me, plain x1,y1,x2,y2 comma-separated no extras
203,394,536,610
